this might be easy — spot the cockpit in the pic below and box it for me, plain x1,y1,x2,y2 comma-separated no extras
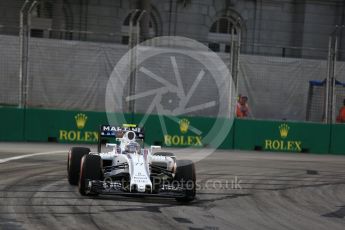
124,142,141,154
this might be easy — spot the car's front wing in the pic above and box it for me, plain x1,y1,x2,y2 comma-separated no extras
86,180,186,198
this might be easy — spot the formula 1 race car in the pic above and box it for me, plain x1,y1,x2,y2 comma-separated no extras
67,124,196,202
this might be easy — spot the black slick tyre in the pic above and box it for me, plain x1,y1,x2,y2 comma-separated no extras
79,154,102,196
67,147,90,185
174,159,196,202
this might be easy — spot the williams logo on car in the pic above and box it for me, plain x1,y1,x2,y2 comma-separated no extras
164,118,203,147
59,113,98,142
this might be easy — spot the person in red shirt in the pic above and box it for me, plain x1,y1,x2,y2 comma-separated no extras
236,96,249,118
336,99,345,123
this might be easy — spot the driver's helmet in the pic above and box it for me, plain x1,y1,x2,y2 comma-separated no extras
125,142,140,153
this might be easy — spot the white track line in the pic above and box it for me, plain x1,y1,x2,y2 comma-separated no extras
0,150,66,164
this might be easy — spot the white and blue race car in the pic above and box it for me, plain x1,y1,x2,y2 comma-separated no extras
67,124,196,202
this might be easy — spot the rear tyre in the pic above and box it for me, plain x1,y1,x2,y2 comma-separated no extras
79,154,102,196
174,160,196,202
67,147,90,185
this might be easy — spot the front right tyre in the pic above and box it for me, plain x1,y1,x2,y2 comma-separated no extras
67,147,90,185
79,154,102,196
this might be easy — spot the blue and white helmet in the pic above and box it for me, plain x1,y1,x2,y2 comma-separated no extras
125,142,140,153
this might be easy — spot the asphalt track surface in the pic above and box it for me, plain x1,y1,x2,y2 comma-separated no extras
0,143,344,230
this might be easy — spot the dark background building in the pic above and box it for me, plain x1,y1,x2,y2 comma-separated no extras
1,0,345,58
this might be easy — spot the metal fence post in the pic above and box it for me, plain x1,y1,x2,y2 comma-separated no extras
331,35,338,123
128,9,139,50
25,1,37,108
325,36,332,123
128,10,146,116
229,27,234,75
230,17,242,105
326,25,345,124
136,11,147,45
128,9,139,115
19,0,30,108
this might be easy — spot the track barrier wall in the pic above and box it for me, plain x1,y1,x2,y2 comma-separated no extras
0,106,24,141
0,107,344,155
234,119,331,154
329,125,345,155
21,108,235,149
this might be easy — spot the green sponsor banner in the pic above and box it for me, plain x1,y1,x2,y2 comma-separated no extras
133,114,234,148
0,106,24,141
330,124,345,155
160,116,208,148
24,108,108,143
2,107,344,155
234,119,331,154
23,109,234,147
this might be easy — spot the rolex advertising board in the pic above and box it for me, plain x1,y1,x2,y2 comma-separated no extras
163,118,203,147
58,113,99,142
24,108,108,143
234,119,331,154
22,108,217,146
2,107,342,154
131,113,233,148
263,123,303,152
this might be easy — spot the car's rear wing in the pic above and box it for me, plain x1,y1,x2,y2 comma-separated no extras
98,124,145,153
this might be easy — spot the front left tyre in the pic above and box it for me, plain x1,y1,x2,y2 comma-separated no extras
67,147,90,185
174,159,196,202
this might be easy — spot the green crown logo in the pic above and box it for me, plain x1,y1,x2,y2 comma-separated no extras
75,113,88,129
179,118,190,134
279,124,290,139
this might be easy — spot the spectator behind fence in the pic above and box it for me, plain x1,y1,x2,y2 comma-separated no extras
336,99,345,123
236,95,249,118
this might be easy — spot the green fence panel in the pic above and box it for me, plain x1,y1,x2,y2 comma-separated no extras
233,119,256,151
133,114,234,149
2,107,337,155
234,119,331,154
211,117,234,149
133,114,164,146
0,107,24,141
330,124,345,155
24,108,108,143
23,109,234,148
